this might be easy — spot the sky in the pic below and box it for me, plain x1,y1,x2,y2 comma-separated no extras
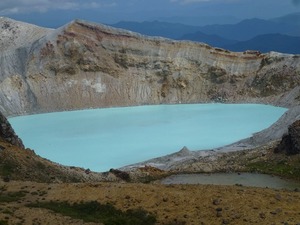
0,0,300,27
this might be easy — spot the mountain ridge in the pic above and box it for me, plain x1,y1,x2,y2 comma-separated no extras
111,13,300,54
1,18,300,117
199,17,299,41
0,17,52,52
224,33,300,54
112,20,200,39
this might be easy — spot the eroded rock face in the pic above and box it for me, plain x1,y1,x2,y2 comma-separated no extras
275,120,300,155
0,111,24,148
1,18,300,116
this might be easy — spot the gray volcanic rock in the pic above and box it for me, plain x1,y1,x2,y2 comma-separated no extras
275,120,300,155
0,111,24,148
0,17,52,52
0,18,300,116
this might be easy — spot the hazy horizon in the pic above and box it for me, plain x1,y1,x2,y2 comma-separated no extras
1,0,300,28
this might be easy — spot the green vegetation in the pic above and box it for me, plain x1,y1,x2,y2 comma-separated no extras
27,201,156,225
0,220,8,225
0,161,15,177
260,56,284,69
246,159,300,180
0,191,26,203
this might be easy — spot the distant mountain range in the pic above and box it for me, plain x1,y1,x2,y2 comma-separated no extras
180,32,237,48
111,13,300,54
112,21,200,40
224,34,300,54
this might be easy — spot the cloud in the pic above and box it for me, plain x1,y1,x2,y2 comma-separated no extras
0,0,116,15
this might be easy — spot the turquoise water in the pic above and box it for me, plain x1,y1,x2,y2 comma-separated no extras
9,104,287,172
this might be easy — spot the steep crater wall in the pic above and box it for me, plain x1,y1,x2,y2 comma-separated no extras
2,18,300,172
0,19,300,116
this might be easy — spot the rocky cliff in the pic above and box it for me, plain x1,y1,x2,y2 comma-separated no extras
0,111,24,148
275,120,300,155
1,18,300,116
0,109,120,182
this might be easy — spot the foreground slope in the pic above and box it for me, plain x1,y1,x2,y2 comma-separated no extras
0,110,120,182
1,180,300,225
1,110,300,225
0,18,300,116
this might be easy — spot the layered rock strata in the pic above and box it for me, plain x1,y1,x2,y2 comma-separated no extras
0,18,300,116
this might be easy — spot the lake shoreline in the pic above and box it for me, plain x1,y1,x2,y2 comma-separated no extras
121,106,300,175
122,139,300,184
160,172,300,190
9,103,287,172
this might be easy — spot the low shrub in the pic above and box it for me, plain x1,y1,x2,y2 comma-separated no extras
27,200,156,225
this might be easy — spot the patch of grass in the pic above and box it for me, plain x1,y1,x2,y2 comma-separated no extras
0,162,15,177
2,209,13,215
0,191,27,203
0,186,7,192
246,159,300,180
163,221,186,225
27,201,156,225
0,220,8,225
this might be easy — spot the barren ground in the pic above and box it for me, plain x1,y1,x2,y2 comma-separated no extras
1,180,300,225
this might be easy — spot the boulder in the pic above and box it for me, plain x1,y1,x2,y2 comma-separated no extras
275,120,300,155
0,111,24,148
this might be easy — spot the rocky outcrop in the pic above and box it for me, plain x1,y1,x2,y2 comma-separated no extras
0,18,300,116
0,17,52,52
275,120,300,155
0,111,24,148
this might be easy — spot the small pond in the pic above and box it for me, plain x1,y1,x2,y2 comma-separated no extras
160,173,300,190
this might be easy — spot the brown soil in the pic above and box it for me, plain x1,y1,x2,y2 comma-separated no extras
0,180,300,225
1,136,300,225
